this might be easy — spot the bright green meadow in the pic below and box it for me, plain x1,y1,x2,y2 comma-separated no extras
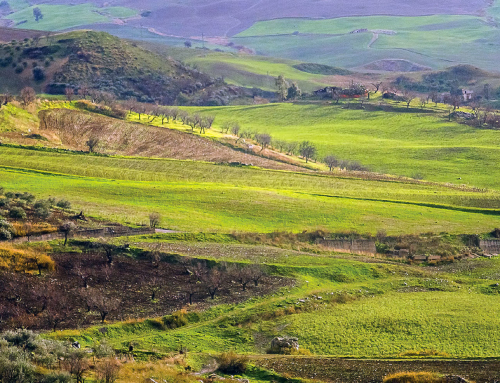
233,14,500,71
1,145,500,233
179,103,500,190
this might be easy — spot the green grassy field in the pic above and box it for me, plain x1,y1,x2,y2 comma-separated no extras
47,236,500,359
179,103,500,190
1,145,500,233
233,14,500,71
143,44,352,92
5,4,137,31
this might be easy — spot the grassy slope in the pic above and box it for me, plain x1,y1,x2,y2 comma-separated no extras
1,146,500,233
141,43,356,92
233,15,500,71
48,239,500,359
4,4,136,31
180,103,500,190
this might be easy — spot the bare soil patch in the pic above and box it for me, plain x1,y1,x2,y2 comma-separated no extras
254,356,500,382
0,250,291,331
38,108,303,171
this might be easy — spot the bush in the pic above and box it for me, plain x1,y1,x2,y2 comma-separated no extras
162,309,188,329
9,207,27,220
217,351,248,374
40,372,72,383
0,227,12,240
56,199,71,209
0,347,35,383
35,207,51,219
33,66,45,81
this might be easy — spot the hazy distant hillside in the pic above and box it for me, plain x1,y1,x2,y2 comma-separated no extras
1,0,499,73
0,0,489,37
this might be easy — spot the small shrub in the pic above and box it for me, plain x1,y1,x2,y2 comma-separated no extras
162,309,188,329
35,206,51,219
40,371,72,383
56,199,71,209
9,206,27,220
217,351,248,374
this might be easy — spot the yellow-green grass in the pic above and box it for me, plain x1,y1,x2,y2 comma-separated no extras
233,15,500,71
141,44,348,92
278,291,500,357
47,247,500,358
177,103,500,190
2,146,500,233
5,4,137,31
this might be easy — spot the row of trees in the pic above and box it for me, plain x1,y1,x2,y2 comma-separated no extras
123,98,216,134
0,243,269,331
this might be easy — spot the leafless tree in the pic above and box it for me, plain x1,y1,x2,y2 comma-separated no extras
185,275,202,304
401,90,416,109
230,122,241,137
45,294,70,332
149,212,161,228
371,82,382,93
79,85,90,100
286,141,298,155
204,269,223,299
229,265,252,291
324,155,338,171
20,87,36,106
96,358,121,383
255,133,272,151
65,87,75,102
247,265,265,286
299,141,316,163
91,293,120,323
63,350,90,383
170,108,180,121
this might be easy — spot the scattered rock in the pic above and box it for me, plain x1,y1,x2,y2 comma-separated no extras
270,337,299,353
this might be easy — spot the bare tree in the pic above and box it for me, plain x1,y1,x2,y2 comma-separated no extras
248,265,265,286
60,221,77,246
91,293,120,323
20,87,36,106
299,141,316,163
79,85,90,100
255,133,272,151
230,122,241,137
149,212,161,228
203,268,223,299
371,82,382,93
324,155,338,171
45,294,70,332
65,87,75,102
63,350,90,383
96,358,121,383
401,90,416,109
185,275,201,304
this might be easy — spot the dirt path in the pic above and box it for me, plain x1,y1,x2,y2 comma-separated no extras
368,32,379,48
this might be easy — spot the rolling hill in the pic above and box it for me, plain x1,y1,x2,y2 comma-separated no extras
0,30,243,105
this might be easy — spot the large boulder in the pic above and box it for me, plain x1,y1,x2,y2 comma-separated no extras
270,337,299,353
